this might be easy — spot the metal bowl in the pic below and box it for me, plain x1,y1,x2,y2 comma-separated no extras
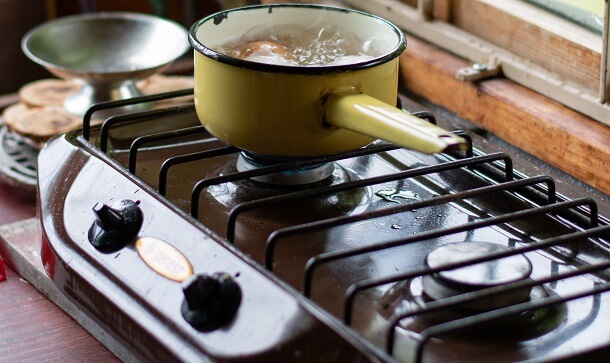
22,12,189,116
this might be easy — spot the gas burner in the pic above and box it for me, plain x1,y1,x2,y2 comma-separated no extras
422,241,533,310
377,242,561,342
203,154,371,259
236,151,334,186
381,275,562,346
0,124,38,190
379,272,561,345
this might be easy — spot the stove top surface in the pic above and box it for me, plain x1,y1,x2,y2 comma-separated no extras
36,92,610,362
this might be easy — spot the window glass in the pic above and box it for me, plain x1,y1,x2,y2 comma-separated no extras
522,0,603,34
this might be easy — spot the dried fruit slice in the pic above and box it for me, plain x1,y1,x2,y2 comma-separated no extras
3,102,81,143
139,74,194,106
18,78,81,108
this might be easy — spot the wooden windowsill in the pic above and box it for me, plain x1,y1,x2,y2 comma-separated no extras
399,34,610,195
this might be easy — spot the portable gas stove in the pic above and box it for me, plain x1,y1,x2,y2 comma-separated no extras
36,89,610,362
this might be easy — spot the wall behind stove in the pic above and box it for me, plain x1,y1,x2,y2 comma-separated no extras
0,0,228,96
0,0,49,95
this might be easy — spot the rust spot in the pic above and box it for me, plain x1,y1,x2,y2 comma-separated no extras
213,12,227,25
50,86,73,93
51,116,71,127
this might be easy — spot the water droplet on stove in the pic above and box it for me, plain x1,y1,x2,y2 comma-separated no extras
375,188,420,203
391,224,402,229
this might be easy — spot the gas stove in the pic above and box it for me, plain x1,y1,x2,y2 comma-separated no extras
37,89,610,362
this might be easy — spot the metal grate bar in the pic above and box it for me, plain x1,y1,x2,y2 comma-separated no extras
411,225,610,362
264,154,522,269
304,179,574,297
410,110,437,125
462,148,600,228
228,152,512,245
99,104,196,153
386,225,610,354
342,198,600,323
451,130,473,158
190,143,401,218
83,88,194,140
128,126,207,174
416,283,609,362
159,146,240,196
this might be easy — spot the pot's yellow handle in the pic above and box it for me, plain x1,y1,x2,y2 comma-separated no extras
324,93,467,154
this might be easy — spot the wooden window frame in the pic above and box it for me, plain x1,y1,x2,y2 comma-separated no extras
343,0,610,127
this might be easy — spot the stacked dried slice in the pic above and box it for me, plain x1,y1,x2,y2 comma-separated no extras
18,78,81,108
3,103,81,145
3,79,82,146
138,74,194,107
2,75,194,147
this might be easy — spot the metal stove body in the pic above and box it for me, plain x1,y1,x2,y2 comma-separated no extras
37,91,610,362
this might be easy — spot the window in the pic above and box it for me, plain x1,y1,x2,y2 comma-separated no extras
524,0,603,35
342,0,609,126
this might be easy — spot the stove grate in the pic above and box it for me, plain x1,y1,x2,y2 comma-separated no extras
76,89,610,362
387,227,610,361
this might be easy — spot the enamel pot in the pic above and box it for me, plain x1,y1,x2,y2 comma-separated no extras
189,4,465,157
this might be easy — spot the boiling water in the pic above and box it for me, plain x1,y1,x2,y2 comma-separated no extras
216,24,385,66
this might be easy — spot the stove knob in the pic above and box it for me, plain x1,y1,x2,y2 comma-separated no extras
181,272,242,332
88,199,143,252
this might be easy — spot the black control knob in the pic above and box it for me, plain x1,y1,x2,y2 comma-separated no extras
181,272,242,332
88,199,143,252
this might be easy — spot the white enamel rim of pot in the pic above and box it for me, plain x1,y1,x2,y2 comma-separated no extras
188,4,407,74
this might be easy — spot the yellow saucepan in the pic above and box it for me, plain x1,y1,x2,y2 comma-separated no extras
189,4,466,157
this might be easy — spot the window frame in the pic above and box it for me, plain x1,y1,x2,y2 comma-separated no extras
342,0,610,127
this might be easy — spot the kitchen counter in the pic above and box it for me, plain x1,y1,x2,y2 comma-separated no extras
0,182,119,362
0,60,194,362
